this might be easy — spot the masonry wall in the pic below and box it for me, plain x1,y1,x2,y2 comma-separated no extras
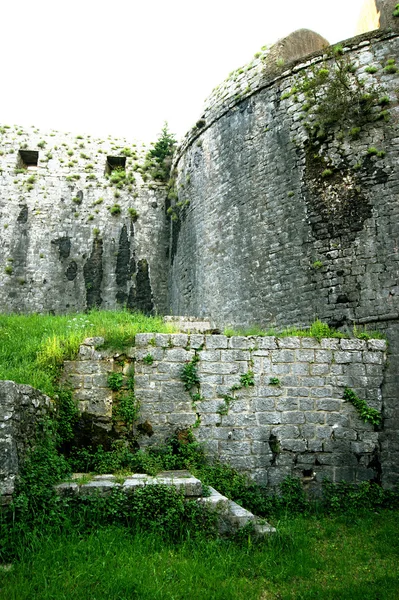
0,128,168,314
61,334,387,491
169,30,399,487
0,381,52,503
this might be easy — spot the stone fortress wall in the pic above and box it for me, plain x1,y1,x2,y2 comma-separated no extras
169,27,399,487
1,2,399,491
0,127,169,314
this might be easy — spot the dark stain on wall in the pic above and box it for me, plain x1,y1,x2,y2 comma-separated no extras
115,224,137,305
66,261,78,281
51,237,71,260
115,225,129,305
127,258,153,314
304,148,372,244
17,205,28,223
83,238,103,309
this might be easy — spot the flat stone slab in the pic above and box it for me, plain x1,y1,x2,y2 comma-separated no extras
54,475,275,535
199,487,276,535
55,472,203,497
163,316,215,333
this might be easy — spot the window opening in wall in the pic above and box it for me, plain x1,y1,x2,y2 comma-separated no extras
18,150,39,170
105,156,126,175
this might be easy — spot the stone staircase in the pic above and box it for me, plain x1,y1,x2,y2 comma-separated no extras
55,470,275,536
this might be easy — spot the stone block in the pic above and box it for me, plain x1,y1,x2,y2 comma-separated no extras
314,350,332,363
363,351,383,364
199,362,240,375
271,350,295,363
340,339,366,351
201,350,222,361
270,363,291,375
221,349,249,361
164,348,194,362
199,374,223,385
291,362,310,375
258,337,277,350
334,352,353,364
227,336,250,349
160,381,187,402
276,397,299,411
276,337,300,349
316,426,332,439
310,363,330,376
190,334,205,349
256,411,282,425
288,387,310,397
271,425,300,438
155,333,171,347
169,413,197,425
367,339,387,352
253,397,276,411
257,386,283,397
80,480,121,495
299,398,315,410
281,439,307,452
219,441,251,455
320,339,340,350
300,338,321,349
169,334,189,348
135,333,155,347
206,335,228,349
281,411,305,424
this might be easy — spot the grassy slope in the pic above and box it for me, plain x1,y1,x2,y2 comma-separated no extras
0,311,176,396
1,513,398,600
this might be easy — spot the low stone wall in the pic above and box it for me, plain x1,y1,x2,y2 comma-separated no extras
63,333,387,491
0,381,53,503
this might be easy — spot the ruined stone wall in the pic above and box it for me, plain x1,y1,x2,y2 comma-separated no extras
0,381,52,503
62,334,387,490
0,127,168,314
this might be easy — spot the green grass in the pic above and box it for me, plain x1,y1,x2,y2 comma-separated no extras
1,513,398,599
224,319,385,341
0,311,176,397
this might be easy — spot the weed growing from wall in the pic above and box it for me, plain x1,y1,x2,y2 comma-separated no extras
343,387,382,426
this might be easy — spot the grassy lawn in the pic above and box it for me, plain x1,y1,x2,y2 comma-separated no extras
1,512,398,600
0,311,176,396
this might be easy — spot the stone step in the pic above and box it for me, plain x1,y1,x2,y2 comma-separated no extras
163,316,218,333
199,487,276,536
54,474,275,536
55,472,203,498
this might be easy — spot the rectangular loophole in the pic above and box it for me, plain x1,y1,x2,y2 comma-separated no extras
19,150,39,170
106,156,126,175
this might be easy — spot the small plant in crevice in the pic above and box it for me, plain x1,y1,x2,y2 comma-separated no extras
143,353,154,365
312,260,323,269
128,207,139,221
343,387,382,426
109,203,121,215
107,372,124,391
217,368,255,416
269,377,281,386
240,370,255,387
181,353,200,391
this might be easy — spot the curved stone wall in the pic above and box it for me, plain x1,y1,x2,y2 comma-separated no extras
170,30,399,331
0,127,168,314
170,30,399,486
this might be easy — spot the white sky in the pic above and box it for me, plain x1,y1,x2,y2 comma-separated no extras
2,0,367,143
